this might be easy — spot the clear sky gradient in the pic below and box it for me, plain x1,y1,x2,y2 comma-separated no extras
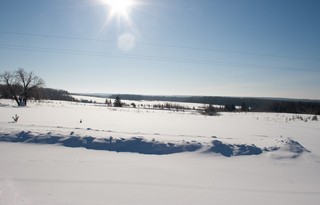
0,0,320,99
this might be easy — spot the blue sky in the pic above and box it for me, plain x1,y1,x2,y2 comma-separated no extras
0,0,320,99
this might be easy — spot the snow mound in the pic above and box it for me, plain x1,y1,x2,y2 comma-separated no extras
265,138,311,159
205,140,262,157
280,138,311,154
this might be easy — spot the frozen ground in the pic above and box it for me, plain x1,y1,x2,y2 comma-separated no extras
0,99,320,204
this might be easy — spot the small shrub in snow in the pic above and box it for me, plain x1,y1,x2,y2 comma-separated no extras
312,115,318,121
12,114,19,123
203,104,218,116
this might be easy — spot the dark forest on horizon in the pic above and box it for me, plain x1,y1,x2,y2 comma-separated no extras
1,85,320,115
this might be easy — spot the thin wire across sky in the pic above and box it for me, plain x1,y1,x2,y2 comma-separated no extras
0,30,319,73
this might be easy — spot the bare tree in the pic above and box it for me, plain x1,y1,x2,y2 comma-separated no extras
0,68,45,106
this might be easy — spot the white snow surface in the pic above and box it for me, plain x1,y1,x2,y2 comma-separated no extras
1,99,320,204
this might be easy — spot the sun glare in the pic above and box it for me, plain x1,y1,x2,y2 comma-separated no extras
104,0,134,18
98,0,137,50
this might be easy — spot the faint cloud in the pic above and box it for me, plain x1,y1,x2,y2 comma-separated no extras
118,33,136,51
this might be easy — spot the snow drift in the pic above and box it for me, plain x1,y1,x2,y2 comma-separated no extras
0,131,310,157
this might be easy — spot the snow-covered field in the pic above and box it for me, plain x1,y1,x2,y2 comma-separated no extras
1,98,320,205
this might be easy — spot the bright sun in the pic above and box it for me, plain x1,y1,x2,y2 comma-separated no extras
104,0,134,18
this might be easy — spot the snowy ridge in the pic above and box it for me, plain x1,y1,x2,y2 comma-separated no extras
0,131,201,155
0,131,310,157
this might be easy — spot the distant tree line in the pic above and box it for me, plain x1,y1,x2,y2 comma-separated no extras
109,94,320,115
153,103,188,111
0,85,76,102
36,88,76,101
268,101,320,115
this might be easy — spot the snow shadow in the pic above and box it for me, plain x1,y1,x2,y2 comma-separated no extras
0,131,202,155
